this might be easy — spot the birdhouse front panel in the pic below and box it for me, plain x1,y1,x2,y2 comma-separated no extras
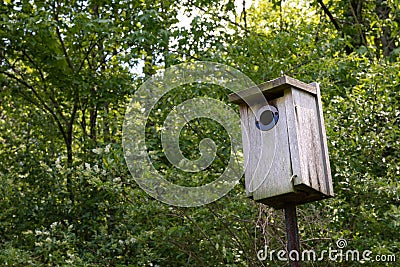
239,96,294,201
230,76,334,209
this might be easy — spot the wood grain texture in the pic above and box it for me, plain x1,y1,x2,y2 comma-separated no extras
311,82,334,196
292,88,328,195
284,88,302,184
295,105,325,192
249,97,294,201
241,102,264,198
239,104,253,197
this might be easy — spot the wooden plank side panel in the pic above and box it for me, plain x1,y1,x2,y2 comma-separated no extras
295,106,325,193
242,104,263,197
245,105,263,199
311,82,334,196
239,104,253,197
252,97,294,200
283,88,302,184
292,89,326,194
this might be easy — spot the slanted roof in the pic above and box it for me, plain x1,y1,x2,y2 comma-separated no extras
229,75,316,105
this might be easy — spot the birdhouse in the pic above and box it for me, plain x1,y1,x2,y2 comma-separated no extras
229,76,334,209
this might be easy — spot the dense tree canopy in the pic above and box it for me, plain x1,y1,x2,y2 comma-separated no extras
0,0,399,266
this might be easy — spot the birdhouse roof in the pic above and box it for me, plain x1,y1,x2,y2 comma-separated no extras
229,75,317,105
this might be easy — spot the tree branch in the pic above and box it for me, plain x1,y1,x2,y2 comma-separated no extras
316,0,353,54
348,0,369,50
1,70,68,144
21,50,46,84
316,0,341,32
53,1,75,72
8,53,68,125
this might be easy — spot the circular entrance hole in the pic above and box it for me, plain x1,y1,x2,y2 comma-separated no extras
255,105,279,131
259,110,274,126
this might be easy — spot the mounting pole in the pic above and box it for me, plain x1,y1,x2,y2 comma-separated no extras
284,204,301,267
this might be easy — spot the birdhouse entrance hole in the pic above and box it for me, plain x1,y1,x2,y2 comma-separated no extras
255,105,279,131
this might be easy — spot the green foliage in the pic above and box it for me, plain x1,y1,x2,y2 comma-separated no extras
324,58,400,257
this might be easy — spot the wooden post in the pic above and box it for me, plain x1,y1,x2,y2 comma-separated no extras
285,204,301,267
229,76,334,265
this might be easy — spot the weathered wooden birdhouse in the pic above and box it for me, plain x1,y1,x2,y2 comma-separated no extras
229,76,334,209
